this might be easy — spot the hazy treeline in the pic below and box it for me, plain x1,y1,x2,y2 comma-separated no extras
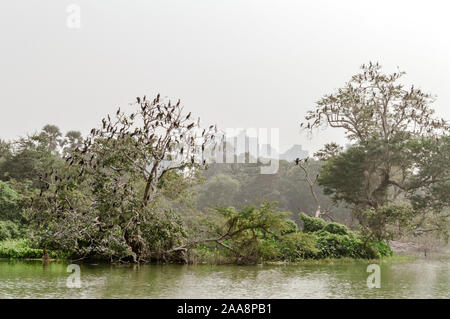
0,63,448,263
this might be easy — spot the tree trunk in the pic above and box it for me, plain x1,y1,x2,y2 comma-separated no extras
314,206,321,218
43,248,50,260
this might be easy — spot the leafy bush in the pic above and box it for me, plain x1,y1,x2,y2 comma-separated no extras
279,232,320,260
372,240,393,257
0,239,59,259
316,232,378,259
257,238,282,261
323,222,349,235
280,219,298,235
299,212,326,232
0,220,21,240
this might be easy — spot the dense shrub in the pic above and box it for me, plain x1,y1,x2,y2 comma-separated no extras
315,232,378,259
295,213,393,259
323,222,349,235
257,238,282,261
280,219,298,235
299,212,326,232
279,232,320,260
372,240,393,257
0,239,59,258
0,220,21,241
257,214,393,262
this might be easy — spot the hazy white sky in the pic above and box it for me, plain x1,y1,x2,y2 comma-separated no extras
1,0,449,153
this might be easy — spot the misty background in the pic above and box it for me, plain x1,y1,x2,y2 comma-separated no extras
1,0,449,154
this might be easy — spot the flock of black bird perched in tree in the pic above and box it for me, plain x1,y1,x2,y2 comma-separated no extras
33,94,218,210
294,157,308,166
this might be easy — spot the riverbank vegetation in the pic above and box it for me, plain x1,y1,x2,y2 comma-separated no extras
0,63,448,264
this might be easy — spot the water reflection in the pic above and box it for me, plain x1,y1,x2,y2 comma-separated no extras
0,257,448,298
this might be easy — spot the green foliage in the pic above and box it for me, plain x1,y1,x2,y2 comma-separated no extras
0,221,22,240
280,218,298,235
216,203,290,237
299,212,326,232
140,209,187,252
210,203,295,262
323,222,349,235
0,132,64,187
0,239,60,259
405,136,450,213
373,240,393,257
318,145,372,207
360,205,416,242
294,213,391,260
207,204,390,262
278,232,320,260
0,181,22,221
316,232,377,259
257,238,282,261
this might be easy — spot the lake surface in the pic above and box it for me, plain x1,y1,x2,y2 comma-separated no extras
0,256,448,298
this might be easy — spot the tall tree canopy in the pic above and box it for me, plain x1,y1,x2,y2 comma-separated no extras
30,95,217,262
302,62,449,239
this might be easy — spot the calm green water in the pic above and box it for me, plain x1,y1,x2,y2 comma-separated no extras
0,257,448,298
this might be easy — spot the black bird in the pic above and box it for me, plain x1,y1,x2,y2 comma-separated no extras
295,158,300,165
137,97,141,103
